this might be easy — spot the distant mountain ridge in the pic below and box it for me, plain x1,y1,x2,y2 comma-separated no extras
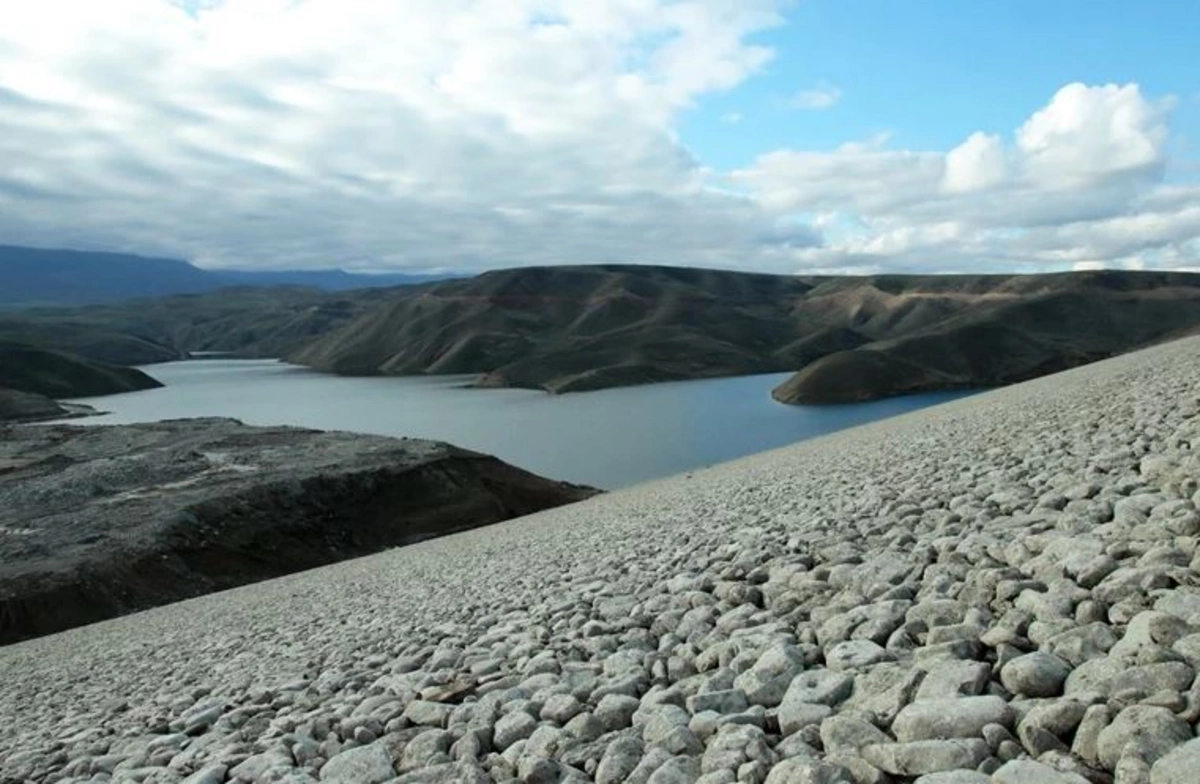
0,244,449,306
0,286,394,367
5,257,1200,404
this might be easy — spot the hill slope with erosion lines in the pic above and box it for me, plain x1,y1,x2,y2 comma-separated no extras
291,266,1200,400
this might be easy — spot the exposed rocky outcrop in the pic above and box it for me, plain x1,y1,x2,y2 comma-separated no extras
3,335,1200,783
0,419,596,644
0,243,448,307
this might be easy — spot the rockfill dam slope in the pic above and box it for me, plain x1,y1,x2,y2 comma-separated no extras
4,336,1200,783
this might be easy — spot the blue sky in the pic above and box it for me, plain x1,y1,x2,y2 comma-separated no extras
684,0,1200,169
0,1,1197,273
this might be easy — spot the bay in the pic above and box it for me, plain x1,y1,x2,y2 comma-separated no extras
66,359,971,488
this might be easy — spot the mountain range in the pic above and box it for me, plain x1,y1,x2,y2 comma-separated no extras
0,244,450,307
4,243,1200,405
291,265,1200,402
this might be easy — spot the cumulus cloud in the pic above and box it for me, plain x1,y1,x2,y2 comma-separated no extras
943,133,1007,193
791,82,842,110
0,0,792,271
733,82,1200,272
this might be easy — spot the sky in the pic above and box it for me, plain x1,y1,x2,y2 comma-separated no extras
0,0,1197,275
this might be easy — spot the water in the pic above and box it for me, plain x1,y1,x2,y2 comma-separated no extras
65,360,971,488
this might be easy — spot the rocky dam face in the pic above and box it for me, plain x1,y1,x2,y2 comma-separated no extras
3,337,1200,783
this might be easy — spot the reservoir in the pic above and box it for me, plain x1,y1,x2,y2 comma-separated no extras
66,359,971,488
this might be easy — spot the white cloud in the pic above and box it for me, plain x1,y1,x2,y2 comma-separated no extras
0,0,792,271
943,133,1007,193
0,4,1195,277
791,82,842,110
733,82,1200,272
1016,83,1170,187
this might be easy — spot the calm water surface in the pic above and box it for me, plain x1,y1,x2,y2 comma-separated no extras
66,360,971,488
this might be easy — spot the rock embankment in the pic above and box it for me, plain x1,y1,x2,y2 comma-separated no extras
4,336,1200,783
0,419,596,645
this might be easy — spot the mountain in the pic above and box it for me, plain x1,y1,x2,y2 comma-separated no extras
0,286,393,366
291,265,818,391
214,268,453,290
290,265,1200,401
0,245,219,306
6,260,1200,404
770,271,1200,403
0,244,449,306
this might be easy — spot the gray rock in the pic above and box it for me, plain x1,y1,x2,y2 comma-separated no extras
181,766,228,784
734,645,807,707
231,750,293,781
403,700,454,728
399,729,453,771
826,640,888,672
319,742,395,784
1070,703,1111,763
626,748,675,784
696,773,736,784
989,760,1091,783
892,697,1014,742
841,663,925,725
596,737,644,784
686,690,749,716
818,714,891,754
1108,661,1196,698
781,670,854,707
777,702,832,738
646,756,701,784
861,739,990,776
999,652,1071,697
762,757,853,784
1095,705,1193,769
1017,700,1087,753
915,660,991,699
1152,737,1200,784
642,705,692,746
541,694,585,725
596,694,641,731
494,711,538,751
911,773,989,784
